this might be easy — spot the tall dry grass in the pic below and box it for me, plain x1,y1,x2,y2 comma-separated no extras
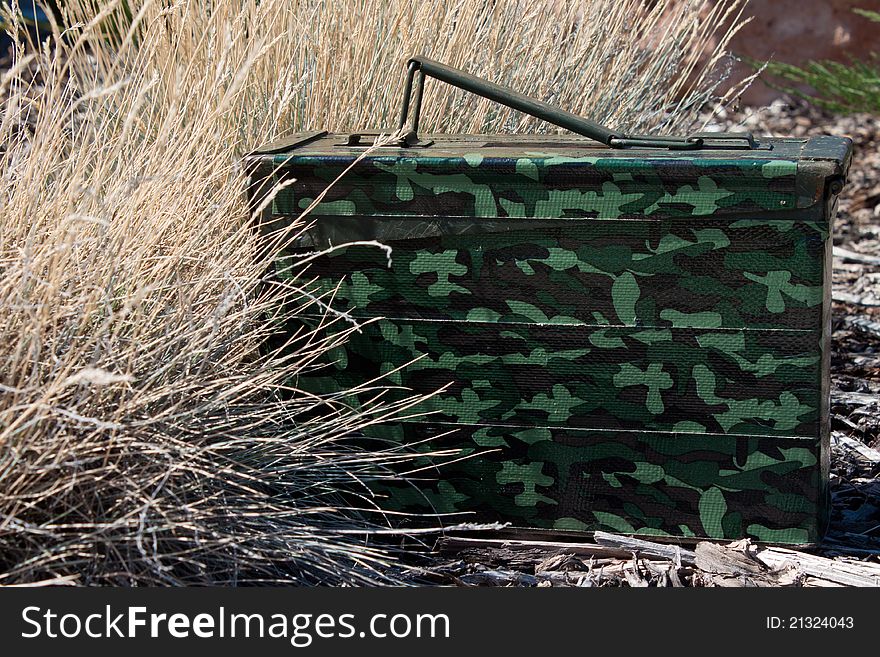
0,0,751,585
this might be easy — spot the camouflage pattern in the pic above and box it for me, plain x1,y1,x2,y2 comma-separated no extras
268,151,799,220
291,316,822,439
247,132,852,544
283,218,828,331
364,424,823,543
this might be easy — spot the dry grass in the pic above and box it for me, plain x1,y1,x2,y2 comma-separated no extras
0,0,750,585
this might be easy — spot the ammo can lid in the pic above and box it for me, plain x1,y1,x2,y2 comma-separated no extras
246,131,853,219
251,130,851,161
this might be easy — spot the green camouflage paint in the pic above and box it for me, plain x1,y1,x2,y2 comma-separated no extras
269,152,799,220
247,131,852,544
362,424,823,543
280,218,827,331
292,317,821,438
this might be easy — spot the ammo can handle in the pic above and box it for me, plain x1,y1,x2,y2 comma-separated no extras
399,56,624,146
397,56,754,150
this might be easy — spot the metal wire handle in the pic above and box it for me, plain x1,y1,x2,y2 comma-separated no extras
397,56,756,150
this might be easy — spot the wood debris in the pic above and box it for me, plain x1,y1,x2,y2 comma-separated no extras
434,532,880,587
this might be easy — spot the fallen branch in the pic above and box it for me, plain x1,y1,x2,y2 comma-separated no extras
832,390,880,408
694,542,800,587
438,536,635,561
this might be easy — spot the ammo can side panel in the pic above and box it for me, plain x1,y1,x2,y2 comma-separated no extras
291,316,822,438
820,218,833,535
816,172,842,536
270,150,827,336
275,152,828,445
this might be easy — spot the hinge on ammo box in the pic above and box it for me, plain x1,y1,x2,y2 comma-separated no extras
341,131,434,148
610,132,769,151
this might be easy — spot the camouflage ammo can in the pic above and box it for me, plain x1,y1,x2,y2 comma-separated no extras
246,57,853,544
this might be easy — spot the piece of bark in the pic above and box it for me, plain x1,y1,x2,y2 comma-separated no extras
667,566,685,587
593,562,645,576
803,577,846,587
643,560,683,588
832,432,880,463
439,535,637,561
454,546,556,570
832,391,880,408
593,531,696,566
822,532,880,555
535,552,588,574
466,567,669,587
624,568,649,587
695,542,766,577
458,570,538,586
842,315,880,341
708,574,761,587
694,542,804,587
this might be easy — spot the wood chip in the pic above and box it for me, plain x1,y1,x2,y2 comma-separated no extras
753,548,880,587
695,542,766,577
439,535,636,561
833,290,880,307
832,390,880,408
458,570,538,587
832,432,880,464
693,541,803,587
841,315,880,340
535,553,587,574
834,246,880,266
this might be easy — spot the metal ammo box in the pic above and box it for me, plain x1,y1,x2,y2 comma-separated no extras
247,57,853,544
